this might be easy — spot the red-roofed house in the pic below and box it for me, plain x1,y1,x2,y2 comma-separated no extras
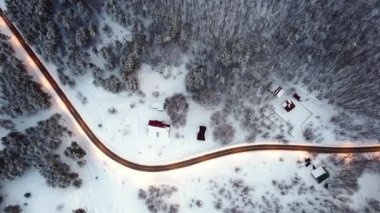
147,120,170,139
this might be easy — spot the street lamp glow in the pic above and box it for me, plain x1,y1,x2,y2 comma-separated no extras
27,56,37,68
0,17,5,27
10,35,21,47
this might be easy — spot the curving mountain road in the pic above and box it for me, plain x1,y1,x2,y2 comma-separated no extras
1,9,379,172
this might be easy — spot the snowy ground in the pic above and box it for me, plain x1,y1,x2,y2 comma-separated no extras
271,90,313,137
3,138,380,212
269,85,338,143
1,5,380,213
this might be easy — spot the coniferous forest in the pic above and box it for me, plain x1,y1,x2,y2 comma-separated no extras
3,0,379,141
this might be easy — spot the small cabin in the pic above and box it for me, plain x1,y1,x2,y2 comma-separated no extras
269,84,284,97
283,100,296,112
197,126,206,141
150,101,165,111
305,158,311,167
293,93,301,102
311,167,329,183
147,120,170,139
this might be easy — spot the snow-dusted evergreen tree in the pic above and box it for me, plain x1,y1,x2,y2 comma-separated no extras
212,124,235,145
64,142,87,160
0,119,15,131
105,0,378,139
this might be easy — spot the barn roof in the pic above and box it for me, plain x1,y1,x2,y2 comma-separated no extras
148,120,170,128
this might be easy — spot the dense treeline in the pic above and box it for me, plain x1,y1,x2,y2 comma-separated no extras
5,0,102,84
107,0,379,117
0,33,51,118
5,0,143,93
104,0,380,140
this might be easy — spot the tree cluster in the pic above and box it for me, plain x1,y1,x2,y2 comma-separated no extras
5,0,101,78
0,119,15,131
64,141,87,160
330,112,379,142
303,123,324,143
208,178,257,213
367,199,380,212
138,185,180,213
3,205,22,213
164,93,189,128
92,36,145,93
212,124,235,146
328,154,380,198
0,33,51,118
0,114,83,188
210,111,235,145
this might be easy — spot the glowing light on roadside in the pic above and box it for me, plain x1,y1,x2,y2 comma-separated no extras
74,121,86,136
57,99,68,112
90,140,135,180
0,17,5,27
340,142,354,147
296,151,309,160
372,152,380,160
263,150,281,160
40,78,51,90
131,172,155,187
343,155,352,164
337,153,352,164
26,56,37,68
10,35,21,47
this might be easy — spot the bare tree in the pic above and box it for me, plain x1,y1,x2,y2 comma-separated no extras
164,93,189,127
212,124,235,145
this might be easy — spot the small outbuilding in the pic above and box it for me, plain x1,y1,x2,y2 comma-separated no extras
293,93,301,102
147,120,170,139
150,101,165,111
197,126,206,141
305,158,311,167
269,84,284,97
283,100,296,112
311,167,329,183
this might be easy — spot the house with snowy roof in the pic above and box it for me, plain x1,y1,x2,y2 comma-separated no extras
311,166,329,183
150,101,165,111
147,120,170,139
269,84,284,97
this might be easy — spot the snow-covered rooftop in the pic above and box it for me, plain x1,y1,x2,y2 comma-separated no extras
148,120,170,139
311,167,327,179
150,101,165,111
